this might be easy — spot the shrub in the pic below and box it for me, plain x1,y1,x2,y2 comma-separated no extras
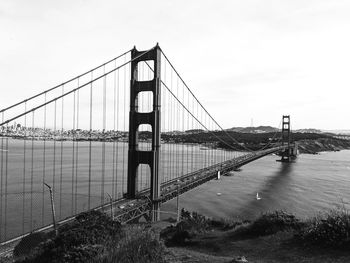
13,232,49,258
250,210,301,235
15,210,122,263
160,209,212,246
297,208,350,248
210,217,249,231
95,226,166,263
233,210,301,238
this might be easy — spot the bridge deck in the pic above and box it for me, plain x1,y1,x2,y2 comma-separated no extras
112,146,286,223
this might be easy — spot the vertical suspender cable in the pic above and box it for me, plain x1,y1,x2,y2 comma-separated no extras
71,90,76,215
4,124,8,240
191,97,194,172
186,89,189,174
59,86,64,219
0,112,3,241
176,77,180,179
101,66,106,205
22,102,27,234
88,73,93,210
122,55,127,195
112,61,116,200
42,93,47,225
181,83,185,177
75,82,80,213
30,111,35,231
116,69,120,199
53,100,57,193
169,63,172,180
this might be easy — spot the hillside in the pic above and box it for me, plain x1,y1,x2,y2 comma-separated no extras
161,130,350,154
226,126,279,133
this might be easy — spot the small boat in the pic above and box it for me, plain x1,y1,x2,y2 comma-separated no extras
256,192,261,200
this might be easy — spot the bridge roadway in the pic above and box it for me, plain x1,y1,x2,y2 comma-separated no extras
110,145,288,223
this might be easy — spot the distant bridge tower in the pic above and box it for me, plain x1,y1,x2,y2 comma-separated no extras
280,115,297,162
127,45,161,221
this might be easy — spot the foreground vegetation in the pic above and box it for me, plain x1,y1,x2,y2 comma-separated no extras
12,211,166,263
7,207,350,263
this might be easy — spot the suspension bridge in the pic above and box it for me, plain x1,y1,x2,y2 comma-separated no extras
0,44,297,249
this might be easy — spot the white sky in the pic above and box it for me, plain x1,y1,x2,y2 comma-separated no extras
1,0,349,130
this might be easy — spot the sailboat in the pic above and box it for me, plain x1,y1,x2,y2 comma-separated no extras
256,192,261,200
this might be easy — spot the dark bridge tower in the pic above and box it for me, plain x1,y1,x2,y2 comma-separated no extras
128,45,161,221
281,115,292,162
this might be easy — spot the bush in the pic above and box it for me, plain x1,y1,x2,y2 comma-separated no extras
160,209,212,246
250,210,301,235
95,226,166,263
297,208,350,248
210,217,249,231
15,210,122,263
233,210,301,238
13,232,50,258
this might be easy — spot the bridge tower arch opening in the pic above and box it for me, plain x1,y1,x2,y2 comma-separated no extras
127,45,161,222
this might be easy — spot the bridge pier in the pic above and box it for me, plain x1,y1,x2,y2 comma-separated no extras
127,44,162,222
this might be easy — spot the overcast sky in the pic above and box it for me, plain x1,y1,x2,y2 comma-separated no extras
1,0,349,130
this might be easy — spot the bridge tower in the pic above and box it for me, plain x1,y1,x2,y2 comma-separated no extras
280,115,297,162
128,45,161,221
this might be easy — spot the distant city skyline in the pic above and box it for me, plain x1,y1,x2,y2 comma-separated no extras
1,0,350,130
